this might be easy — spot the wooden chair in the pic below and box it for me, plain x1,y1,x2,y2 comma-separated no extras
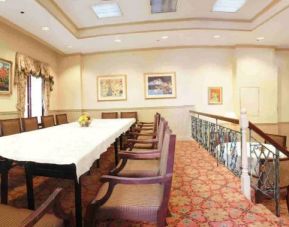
264,133,287,148
120,112,138,149
0,118,21,204
41,115,55,128
84,128,176,227
101,112,118,119
111,119,168,177
56,114,68,125
21,117,38,132
120,112,138,121
136,113,161,132
0,118,21,136
0,188,71,227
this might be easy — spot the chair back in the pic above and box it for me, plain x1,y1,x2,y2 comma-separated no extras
0,118,21,136
159,128,176,177
156,118,168,150
41,115,55,128
158,128,176,222
153,113,161,134
101,112,118,119
120,112,138,122
265,133,287,148
22,117,38,132
56,114,68,125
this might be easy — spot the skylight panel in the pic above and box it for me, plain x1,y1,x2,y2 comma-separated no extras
213,0,246,13
151,0,178,14
92,2,122,18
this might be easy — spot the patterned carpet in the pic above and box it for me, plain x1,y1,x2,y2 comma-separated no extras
4,140,289,226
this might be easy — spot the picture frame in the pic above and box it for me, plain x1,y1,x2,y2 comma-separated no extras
208,87,222,105
97,74,127,101
0,58,12,95
144,72,176,99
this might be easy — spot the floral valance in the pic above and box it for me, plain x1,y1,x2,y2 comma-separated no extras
15,53,55,91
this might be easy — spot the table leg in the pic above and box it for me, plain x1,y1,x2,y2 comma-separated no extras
74,178,82,227
1,170,8,204
25,164,35,210
120,134,123,150
114,139,118,166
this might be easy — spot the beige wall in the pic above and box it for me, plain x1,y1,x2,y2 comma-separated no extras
277,51,289,122
234,48,278,123
53,47,288,139
2,19,289,140
0,20,60,115
57,55,82,110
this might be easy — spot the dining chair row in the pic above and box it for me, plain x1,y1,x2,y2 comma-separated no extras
0,114,68,136
101,111,138,121
84,116,176,227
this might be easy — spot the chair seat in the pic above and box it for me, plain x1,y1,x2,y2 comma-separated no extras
118,159,159,177
94,183,163,222
0,204,63,227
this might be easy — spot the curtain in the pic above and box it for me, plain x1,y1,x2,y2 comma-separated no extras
15,53,55,117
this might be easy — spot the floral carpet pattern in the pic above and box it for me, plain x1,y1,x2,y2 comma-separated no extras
4,140,289,226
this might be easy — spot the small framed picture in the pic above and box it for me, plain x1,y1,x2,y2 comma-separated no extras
97,74,127,101
208,87,222,105
144,72,176,99
0,58,12,95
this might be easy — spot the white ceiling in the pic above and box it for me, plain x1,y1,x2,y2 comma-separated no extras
0,0,289,54
53,0,273,28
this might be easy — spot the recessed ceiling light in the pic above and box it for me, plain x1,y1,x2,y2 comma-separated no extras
161,36,169,39
213,35,221,39
92,2,122,18
256,37,265,41
114,39,122,43
0,0,6,2
41,26,50,31
213,0,246,13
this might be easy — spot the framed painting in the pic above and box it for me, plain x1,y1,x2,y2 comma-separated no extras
144,72,176,99
0,58,12,95
208,87,222,105
97,74,127,101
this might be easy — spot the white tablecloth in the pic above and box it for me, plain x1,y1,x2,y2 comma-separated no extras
0,118,135,179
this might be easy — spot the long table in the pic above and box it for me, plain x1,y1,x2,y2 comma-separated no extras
0,118,135,227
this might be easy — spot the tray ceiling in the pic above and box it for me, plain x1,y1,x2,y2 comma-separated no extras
0,0,289,54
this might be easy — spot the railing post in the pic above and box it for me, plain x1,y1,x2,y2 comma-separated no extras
240,109,251,200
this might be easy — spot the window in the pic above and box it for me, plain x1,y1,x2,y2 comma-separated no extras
24,75,43,122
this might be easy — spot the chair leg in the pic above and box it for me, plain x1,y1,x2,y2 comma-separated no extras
0,170,9,204
286,186,289,213
157,214,167,227
167,208,172,217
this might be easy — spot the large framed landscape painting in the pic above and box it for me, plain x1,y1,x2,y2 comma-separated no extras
0,58,12,95
97,74,127,101
208,87,222,105
144,72,176,99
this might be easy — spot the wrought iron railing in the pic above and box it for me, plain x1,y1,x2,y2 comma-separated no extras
190,110,289,217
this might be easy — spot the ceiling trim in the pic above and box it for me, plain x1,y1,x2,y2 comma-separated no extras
35,0,285,39
36,0,77,36
0,16,64,55
77,44,278,56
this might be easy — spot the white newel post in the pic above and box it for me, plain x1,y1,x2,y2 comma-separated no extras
240,109,251,200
